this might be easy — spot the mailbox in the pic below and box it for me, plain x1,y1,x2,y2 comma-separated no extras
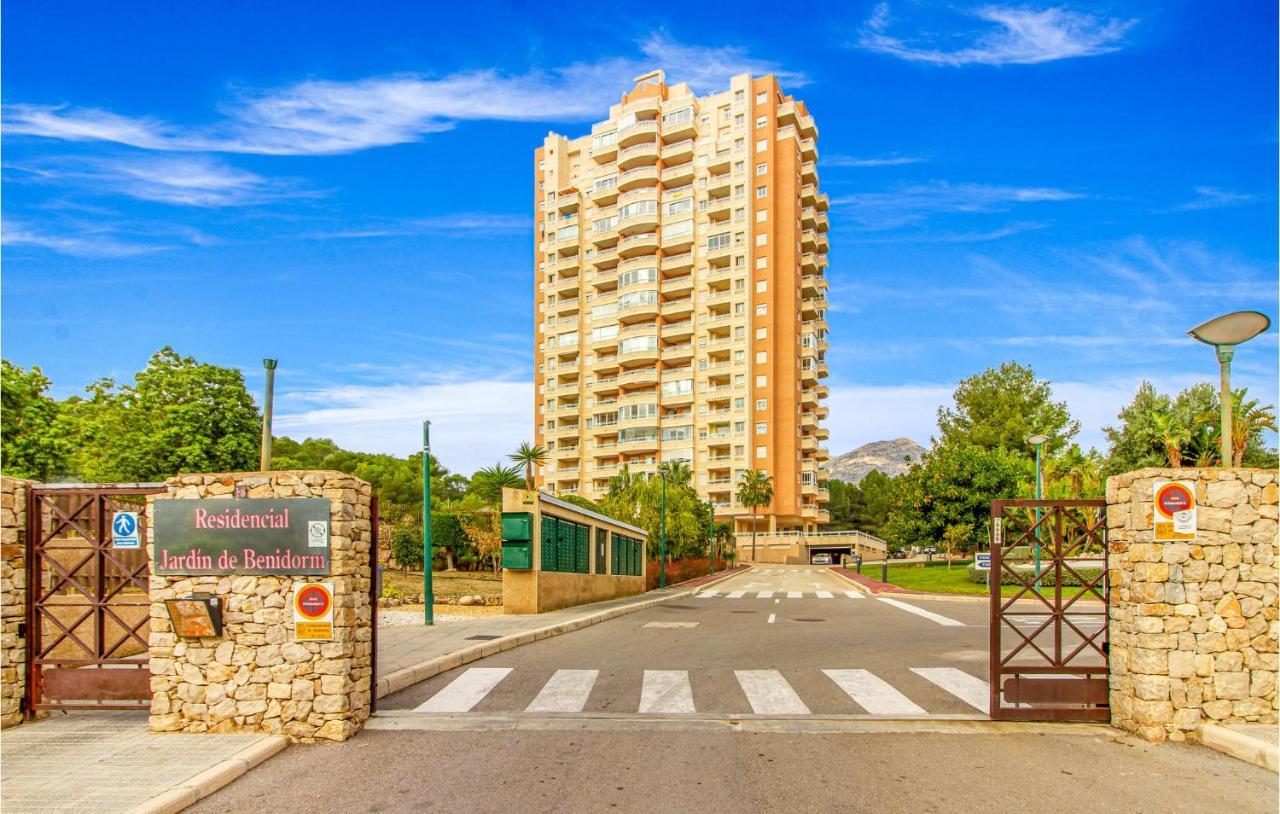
501,512,533,570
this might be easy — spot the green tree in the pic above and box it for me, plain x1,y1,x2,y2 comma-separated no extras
854,471,897,537
597,464,707,560
735,469,774,562
937,361,1079,455
69,347,260,481
1,360,71,480
470,463,523,505
1151,411,1191,467
508,442,548,491
882,443,1028,553
1229,388,1278,468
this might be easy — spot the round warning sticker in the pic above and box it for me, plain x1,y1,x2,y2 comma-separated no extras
295,584,332,620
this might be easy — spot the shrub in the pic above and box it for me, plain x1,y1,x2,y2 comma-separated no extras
391,526,422,570
973,563,1105,588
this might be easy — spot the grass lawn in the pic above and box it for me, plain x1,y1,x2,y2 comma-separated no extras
382,568,502,600
849,560,1042,597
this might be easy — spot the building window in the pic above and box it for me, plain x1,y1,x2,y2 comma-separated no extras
756,91,767,104
756,115,767,128
756,304,767,315
756,139,767,153
756,185,767,198
734,114,744,127
734,90,745,103
756,445,768,458
756,399,767,411
756,210,767,222
756,328,767,339
756,280,767,293
756,163,768,175
755,375,767,388
755,351,767,363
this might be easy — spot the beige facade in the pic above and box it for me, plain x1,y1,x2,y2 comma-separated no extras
533,71,830,534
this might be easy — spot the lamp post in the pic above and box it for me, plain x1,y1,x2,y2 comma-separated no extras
708,502,715,576
422,421,434,626
1187,311,1272,467
657,466,668,589
259,359,277,470
1027,433,1050,587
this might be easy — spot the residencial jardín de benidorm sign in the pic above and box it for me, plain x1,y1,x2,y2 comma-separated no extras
153,498,330,575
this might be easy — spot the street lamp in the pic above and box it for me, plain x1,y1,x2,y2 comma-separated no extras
657,465,669,589
1027,433,1050,586
259,359,277,471
1187,311,1272,467
422,420,434,626
707,501,715,576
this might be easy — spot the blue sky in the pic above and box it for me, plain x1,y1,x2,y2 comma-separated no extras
3,1,1276,474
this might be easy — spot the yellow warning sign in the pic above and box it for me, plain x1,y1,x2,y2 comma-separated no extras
293,583,334,641
1154,481,1196,541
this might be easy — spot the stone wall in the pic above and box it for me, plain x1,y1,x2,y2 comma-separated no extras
1107,467,1278,742
148,472,373,742
1,477,31,728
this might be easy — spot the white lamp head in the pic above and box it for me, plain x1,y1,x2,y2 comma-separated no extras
1187,311,1271,347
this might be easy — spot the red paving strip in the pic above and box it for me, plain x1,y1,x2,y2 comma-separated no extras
671,564,749,590
829,566,919,594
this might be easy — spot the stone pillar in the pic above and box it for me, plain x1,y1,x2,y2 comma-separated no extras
1,477,32,729
147,471,373,741
1107,467,1278,742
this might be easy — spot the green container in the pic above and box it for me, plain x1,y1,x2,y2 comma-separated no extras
501,512,533,542
502,540,532,570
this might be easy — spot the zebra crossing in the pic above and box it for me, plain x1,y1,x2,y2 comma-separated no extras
408,665,990,716
695,589,865,600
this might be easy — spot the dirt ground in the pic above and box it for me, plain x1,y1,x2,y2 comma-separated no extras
382,569,502,601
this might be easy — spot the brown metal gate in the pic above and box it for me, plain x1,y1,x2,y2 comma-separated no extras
990,499,1109,721
26,484,165,714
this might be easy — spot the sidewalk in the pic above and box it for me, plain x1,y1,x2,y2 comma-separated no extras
0,712,285,814
375,566,747,699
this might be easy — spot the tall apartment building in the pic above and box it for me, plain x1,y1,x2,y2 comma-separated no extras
532,70,830,535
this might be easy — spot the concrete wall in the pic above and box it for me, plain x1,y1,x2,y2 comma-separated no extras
502,489,648,614
1,477,31,728
1107,467,1278,742
148,472,373,742
736,532,886,564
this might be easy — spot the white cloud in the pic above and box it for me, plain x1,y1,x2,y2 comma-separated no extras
5,35,803,156
830,181,1082,230
2,219,167,257
300,213,531,240
859,3,1136,66
273,378,533,475
1171,186,1260,212
824,154,927,167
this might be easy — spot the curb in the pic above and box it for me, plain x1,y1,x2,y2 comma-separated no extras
127,735,289,814
1197,722,1279,772
375,567,747,700
825,567,1106,606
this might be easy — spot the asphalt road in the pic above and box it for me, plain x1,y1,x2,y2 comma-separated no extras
191,565,1274,813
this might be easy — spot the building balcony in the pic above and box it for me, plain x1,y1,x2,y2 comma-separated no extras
663,275,694,297
702,195,732,218
814,425,829,440
816,192,829,212
706,150,732,174
816,233,829,253
801,207,817,229
815,212,829,233
663,297,693,317
801,184,818,205
798,114,816,138
661,251,693,273
617,346,659,365
618,436,661,454
662,138,695,163
618,141,660,171
591,228,619,248
706,172,732,196
618,208,659,234
662,342,694,363
591,143,618,163
704,242,733,266
555,296,580,315
661,163,695,186
618,165,660,191
617,118,659,147
556,191,580,213
592,182,619,205
777,100,798,126
800,138,817,162
661,227,694,253
618,231,659,257
801,274,821,295
662,113,696,141
801,229,817,251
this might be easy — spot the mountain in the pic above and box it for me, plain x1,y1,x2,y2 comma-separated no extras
829,438,926,483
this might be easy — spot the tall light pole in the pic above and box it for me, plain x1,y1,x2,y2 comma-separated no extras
422,420,434,626
1188,311,1272,467
259,359,277,470
1027,433,1049,587
708,502,715,576
657,466,668,589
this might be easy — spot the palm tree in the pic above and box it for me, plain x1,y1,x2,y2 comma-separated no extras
472,463,524,506
1230,388,1277,467
1151,411,1190,467
508,442,548,491
736,469,774,562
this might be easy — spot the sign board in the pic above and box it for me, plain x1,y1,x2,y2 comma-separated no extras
153,498,330,575
1154,481,1196,541
294,583,334,641
992,518,1003,550
164,595,224,638
111,511,141,549
974,552,992,571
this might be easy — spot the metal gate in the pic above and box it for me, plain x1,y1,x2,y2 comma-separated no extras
989,499,1109,721
26,484,165,714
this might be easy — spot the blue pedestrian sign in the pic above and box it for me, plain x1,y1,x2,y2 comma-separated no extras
112,511,140,549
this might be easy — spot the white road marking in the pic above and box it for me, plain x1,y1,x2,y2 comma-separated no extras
696,591,719,599
823,669,927,716
774,599,780,604
911,668,990,713
787,591,802,599
639,670,696,713
415,667,512,712
844,591,865,600
803,570,812,575
815,591,834,599
877,597,965,627
726,590,746,599
767,613,777,624
525,669,598,713
757,591,774,599
642,621,699,628
735,670,810,715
